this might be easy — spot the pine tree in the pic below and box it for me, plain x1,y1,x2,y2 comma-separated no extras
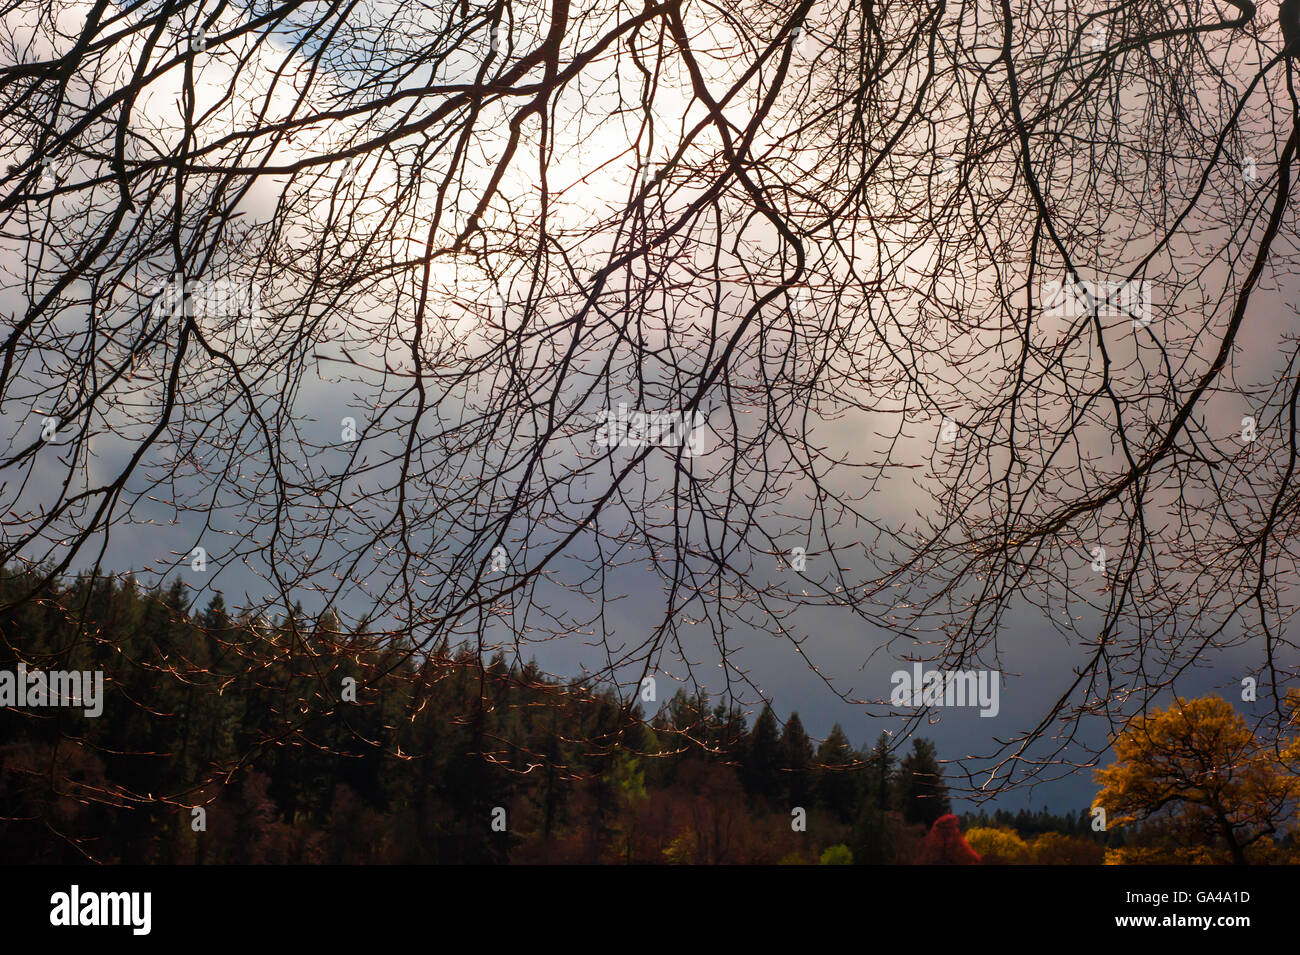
779,711,814,808
864,732,895,811
815,723,858,822
742,704,782,804
893,738,950,828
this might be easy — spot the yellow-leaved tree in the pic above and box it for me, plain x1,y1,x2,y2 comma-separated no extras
1094,696,1299,865
964,827,1032,864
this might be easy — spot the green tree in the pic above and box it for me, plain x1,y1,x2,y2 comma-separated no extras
610,750,648,864
742,705,782,804
780,711,815,808
893,738,950,829
864,732,896,811
816,724,859,822
819,843,853,865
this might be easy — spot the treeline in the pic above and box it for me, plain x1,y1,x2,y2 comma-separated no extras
959,807,1108,841
1,568,1096,864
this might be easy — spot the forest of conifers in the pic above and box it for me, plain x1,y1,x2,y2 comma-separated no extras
1,566,1124,864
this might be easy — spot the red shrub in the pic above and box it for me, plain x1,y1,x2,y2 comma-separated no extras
921,813,982,865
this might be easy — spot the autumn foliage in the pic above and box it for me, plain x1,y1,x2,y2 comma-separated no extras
921,814,981,865
1093,695,1300,865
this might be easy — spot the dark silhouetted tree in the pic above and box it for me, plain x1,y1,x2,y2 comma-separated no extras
894,739,951,829
780,711,815,809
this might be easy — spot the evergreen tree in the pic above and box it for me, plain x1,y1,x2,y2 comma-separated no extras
864,732,896,811
742,704,782,804
200,591,229,630
815,723,858,822
893,738,951,828
779,711,815,808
